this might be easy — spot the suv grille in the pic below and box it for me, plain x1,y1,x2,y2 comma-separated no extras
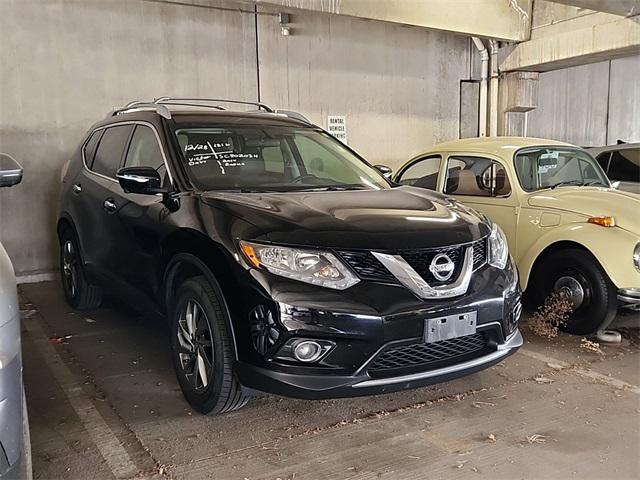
337,237,488,285
367,333,489,377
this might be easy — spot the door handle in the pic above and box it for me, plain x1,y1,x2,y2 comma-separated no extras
103,198,117,213
72,184,82,194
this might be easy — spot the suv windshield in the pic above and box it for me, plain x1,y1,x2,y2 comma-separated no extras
514,147,609,191
174,126,389,192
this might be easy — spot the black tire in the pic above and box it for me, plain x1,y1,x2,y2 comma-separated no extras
170,276,249,415
532,249,617,335
59,229,102,310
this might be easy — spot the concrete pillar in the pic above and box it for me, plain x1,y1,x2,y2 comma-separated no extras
498,71,539,136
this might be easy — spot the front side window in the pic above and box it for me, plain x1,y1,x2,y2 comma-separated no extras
514,147,609,191
174,126,389,192
92,125,132,178
608,148,640,182
396,156,441,190
125,126,164,170
444,156,511,197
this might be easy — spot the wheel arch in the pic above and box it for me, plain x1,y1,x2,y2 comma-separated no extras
161,229,241,359
56,213,77,240
518,223,619,290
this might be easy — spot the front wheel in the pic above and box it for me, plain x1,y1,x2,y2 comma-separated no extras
59,229,102,310
533,249,617,335
170,276,249,415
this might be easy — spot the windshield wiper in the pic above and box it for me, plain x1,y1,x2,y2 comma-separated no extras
549,180,584,189
294,185,367,192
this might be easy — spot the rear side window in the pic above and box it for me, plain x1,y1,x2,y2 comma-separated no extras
92,125,132,178
83,130,102,168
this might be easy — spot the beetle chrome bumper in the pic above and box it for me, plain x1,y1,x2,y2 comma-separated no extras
618,288,640,310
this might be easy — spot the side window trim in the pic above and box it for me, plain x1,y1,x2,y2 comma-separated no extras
82,121,174,188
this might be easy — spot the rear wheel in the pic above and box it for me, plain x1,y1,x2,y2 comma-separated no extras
170,276,249,415
532,249,617,335
59,229,102,310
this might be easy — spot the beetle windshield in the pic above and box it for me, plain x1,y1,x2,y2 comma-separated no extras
174,126,389,192
514,147,610,191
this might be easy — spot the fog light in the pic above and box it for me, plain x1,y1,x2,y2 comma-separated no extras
293,341,323,362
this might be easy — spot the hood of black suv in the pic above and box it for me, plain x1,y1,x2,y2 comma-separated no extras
199,186,489,250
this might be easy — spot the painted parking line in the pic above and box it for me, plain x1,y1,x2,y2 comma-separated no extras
22,312,140,479
519,348,640,395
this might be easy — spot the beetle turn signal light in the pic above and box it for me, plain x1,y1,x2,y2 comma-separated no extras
587,216,616,227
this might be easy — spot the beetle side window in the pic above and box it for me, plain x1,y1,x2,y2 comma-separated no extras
444,156,511,197
92,125,132,178
608,149,640,182
83,130,103,169
396,156,441,189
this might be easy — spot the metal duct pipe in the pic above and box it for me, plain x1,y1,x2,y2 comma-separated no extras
489,40,500,137
472,37,489,137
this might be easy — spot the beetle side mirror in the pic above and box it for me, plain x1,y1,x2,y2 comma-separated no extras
0,154,23,188
116,166,166,195
374,164,393,179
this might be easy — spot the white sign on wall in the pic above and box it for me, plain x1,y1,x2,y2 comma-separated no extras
327,115,348,144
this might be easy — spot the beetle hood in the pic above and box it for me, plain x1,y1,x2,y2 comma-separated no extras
527,187,640,233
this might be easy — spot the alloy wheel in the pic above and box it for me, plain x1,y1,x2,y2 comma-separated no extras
176,299,214,392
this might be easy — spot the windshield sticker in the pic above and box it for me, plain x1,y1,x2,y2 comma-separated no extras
538,152,559,173
184,141,258,175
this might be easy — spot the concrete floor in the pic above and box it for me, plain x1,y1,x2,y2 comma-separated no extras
19,281,640,480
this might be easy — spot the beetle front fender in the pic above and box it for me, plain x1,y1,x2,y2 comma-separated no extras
518,223,640,291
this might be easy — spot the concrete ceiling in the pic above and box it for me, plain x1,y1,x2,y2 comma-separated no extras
549,0,640,16
254,0,533,41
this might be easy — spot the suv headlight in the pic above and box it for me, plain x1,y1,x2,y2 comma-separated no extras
488,223,509,269
634,243,640,272
239,241,360,290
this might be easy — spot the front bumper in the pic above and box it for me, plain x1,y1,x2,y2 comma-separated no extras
232,254,521,399
618,288,640,310
236,328,522,399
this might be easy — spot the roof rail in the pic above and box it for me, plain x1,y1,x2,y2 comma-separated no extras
275,109,311,124
111,98,312,124
111,102,172,119
154,97,275,113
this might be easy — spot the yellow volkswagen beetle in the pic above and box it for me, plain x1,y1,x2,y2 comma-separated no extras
395,137,640,334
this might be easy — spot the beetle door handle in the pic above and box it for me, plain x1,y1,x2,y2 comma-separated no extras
103,198,117,213
72,184,82,194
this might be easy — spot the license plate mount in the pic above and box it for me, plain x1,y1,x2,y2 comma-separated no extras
424,311,477,343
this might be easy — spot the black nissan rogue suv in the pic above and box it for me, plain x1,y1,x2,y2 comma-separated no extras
58,98,522,415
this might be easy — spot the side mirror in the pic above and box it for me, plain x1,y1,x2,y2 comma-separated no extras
0,154,23,188
116,166,165,195
611,181,621,189
374,164,393,179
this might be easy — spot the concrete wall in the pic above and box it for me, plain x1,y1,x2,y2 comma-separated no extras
257,5,470,167
527,55,640,146
0,0,471,277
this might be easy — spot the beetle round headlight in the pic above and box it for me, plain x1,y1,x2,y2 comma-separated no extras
634,243,640,272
